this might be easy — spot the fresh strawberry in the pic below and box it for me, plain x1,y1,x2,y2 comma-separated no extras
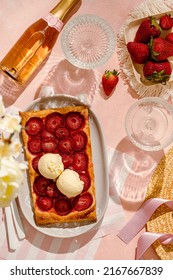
127,42,149,64
149,37,173,61
159,14,173,30
143,60,172,83
134,17,161,43
102,70,119,96
165,32,173,44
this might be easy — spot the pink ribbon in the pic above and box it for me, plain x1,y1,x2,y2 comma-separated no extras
136,232,173,259
117,198,173,243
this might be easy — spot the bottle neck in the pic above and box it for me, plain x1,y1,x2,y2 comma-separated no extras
50,0,79,21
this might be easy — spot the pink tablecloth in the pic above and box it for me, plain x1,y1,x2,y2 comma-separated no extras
0,0,170,260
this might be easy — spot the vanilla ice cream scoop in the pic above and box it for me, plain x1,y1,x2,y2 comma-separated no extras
56,169,84,198
38,153,64,180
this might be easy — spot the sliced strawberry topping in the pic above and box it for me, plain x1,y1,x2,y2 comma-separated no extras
66,112,84,130
41,129,55,140
37,196,53,211
61,154,74,168
58,137,73,154
73,193,93,211
32,154,43,172
41,139,57,153
47,182,61,198
73,152,88,172
55,126,70,139
79,172,91,191
33,176,51,195
54,198,72,216
28,138,42,154
45,113,64,131
26,117,43,136
72,131,87,151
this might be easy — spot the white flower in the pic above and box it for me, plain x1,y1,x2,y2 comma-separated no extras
0,96,5,118
0,98,27,208
0,113,21,134
0,156,27,208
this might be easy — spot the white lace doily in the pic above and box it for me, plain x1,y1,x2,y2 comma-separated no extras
117,0,173,98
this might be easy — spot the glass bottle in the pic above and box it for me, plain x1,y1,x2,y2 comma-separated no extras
0,0,80,85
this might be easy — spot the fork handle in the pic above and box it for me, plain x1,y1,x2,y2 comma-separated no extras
4,207,17,251
11,201,25,240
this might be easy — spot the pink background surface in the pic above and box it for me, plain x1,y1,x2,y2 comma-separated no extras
0,0,168,260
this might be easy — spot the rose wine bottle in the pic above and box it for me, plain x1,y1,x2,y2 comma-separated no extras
0,0,80,85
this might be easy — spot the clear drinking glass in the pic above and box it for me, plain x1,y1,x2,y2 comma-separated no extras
60,14,115,69
125,97,173,151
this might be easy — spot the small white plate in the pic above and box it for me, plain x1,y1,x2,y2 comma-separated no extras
18,95,109,238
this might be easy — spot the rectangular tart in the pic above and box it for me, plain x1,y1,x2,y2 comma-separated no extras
20,106,97,227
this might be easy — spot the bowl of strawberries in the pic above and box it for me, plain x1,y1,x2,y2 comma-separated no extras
125,11,173,86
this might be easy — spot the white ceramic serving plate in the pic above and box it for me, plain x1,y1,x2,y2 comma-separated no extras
125,10,173,86
18,95,109,238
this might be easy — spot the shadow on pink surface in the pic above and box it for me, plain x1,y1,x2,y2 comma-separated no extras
110,136,165,211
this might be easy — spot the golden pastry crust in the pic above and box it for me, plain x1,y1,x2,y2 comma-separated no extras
20,106,97,227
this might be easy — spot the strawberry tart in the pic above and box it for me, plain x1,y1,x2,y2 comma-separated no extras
20,105,97,227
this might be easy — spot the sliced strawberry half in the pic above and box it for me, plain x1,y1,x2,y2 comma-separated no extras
32,154,43,172
41,139,57,153
72,131,87,151
54,198,72,216
28,138,42,154
73,152,88,172
73,193,93,211
33,176,51,195
61,154,74,168
26,117,43,136
55,126,70,139
79,172,91,191
45,113,64,131
41,129,55,141
65,112,84,130
37,196,53,211
58,137,73,154
47,182,61,198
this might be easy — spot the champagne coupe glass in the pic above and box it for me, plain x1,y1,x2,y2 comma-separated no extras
60,14,115,69
125,97,173,151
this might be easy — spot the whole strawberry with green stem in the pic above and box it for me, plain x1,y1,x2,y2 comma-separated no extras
159,14,173,30
134,16,161,43
102,70,119,96
143,60,172,84
149,37,173,61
